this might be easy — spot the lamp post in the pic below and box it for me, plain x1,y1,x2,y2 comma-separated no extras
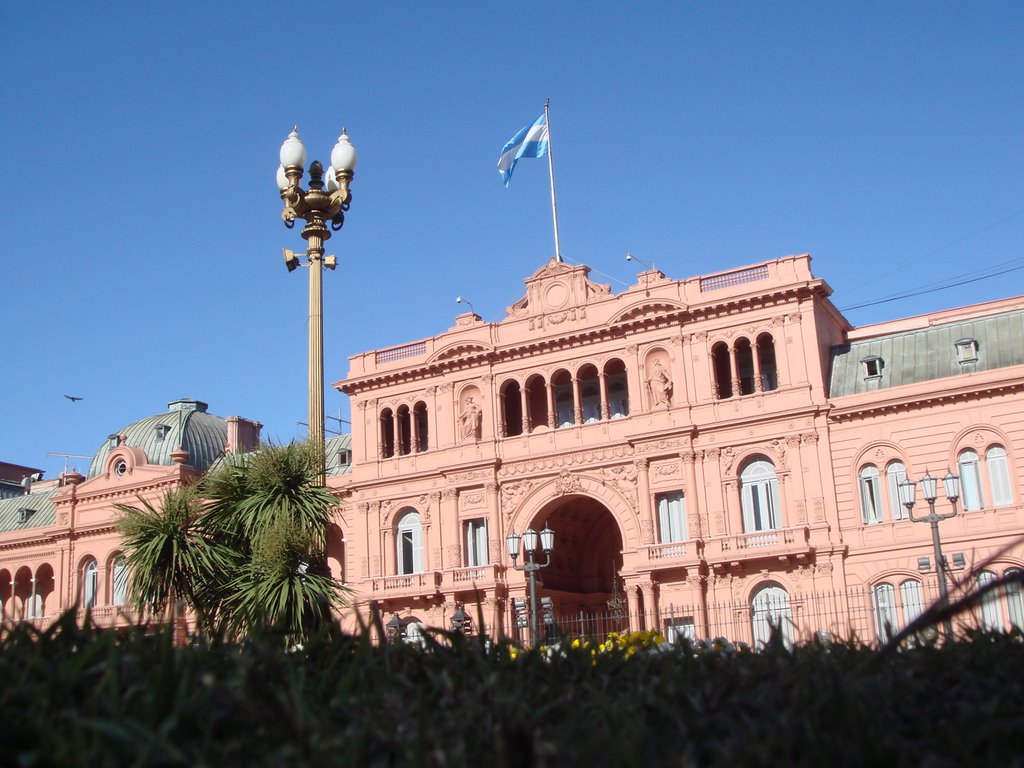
506,525,554,647
898,470,960,639
277,126,357,485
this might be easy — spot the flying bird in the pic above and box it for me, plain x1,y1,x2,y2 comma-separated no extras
63,395,83,402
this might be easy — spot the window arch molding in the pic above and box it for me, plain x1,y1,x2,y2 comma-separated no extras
737,455,783,533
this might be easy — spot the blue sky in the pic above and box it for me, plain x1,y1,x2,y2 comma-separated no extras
2,2,1022,479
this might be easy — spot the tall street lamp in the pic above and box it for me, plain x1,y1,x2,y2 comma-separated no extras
277,126,357,485
506,525,555,647
898,470,960,639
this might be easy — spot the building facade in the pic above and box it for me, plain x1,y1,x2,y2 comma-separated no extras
3,254,1022,646
333,255,1024,645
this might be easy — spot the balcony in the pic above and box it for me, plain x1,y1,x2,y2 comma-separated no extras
708,526,813,565
645,540,703,570
442,564,503,590
370,571,442,597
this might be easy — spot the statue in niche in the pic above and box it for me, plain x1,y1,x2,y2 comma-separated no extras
646,358,673,406
459,396,482,441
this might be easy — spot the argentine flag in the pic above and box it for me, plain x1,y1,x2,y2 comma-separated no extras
497,113,549,187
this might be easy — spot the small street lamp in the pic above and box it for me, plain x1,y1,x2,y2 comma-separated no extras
506,524,555,647
898,470,961,639
386,612,403,643
277,126,357,485
450,603,473,635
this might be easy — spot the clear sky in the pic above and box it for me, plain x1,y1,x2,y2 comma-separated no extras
2,2,1022,479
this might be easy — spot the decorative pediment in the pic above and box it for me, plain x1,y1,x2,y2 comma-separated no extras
428,342,494,363
505,259,611,320
611,299,687,325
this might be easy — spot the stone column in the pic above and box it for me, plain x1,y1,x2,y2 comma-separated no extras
485,482,501,567
626,584,642,632
729,344,740,397
639,581,657,630
752,340,764,393
519,386,529,434
682,451,702,538
498,393,506,438
597,371,609,421
635,458,654,544
546,381,557,429
572,376,582,425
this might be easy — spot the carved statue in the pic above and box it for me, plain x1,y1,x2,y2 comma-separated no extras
647,359,673,406
459,396,483,441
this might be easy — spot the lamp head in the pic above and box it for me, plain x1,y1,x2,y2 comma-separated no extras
279,126,307,169
331,128,357,173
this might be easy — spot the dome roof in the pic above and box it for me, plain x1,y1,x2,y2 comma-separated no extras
88,399,228,477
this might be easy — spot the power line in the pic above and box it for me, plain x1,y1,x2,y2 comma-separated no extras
840,256,1024,311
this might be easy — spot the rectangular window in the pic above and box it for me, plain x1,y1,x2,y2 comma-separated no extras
464,519,488,567
664,616,696,644
860,473,882,524
656,492,687,544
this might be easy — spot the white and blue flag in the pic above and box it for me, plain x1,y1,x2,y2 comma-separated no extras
497,113,549,187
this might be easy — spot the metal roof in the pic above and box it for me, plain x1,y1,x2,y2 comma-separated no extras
88,399,230,477
829,309,1024,397
0,488,57,533
325,434,353,476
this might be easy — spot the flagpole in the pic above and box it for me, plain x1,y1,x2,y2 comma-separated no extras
544,99,562,263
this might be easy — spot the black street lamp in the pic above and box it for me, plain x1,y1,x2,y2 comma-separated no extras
450,603,473,635
898,470,961,639
506,525,555,647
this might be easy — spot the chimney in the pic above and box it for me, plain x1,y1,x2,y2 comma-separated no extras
226,416,263,454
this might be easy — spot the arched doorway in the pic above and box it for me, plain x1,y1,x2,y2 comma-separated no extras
523,495,625,640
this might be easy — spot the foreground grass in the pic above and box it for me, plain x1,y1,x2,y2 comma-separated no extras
2,615,1024,767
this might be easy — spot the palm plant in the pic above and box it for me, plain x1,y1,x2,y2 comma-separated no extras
201,442,347,642
115,484,236,632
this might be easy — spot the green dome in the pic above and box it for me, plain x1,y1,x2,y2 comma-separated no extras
88,399,229,477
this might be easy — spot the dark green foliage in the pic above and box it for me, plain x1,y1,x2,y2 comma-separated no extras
3,615,1024,767
116,442,346,645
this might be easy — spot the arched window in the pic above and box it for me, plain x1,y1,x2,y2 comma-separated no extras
712,342,732,400
977,570,1001,630
414,401,429,452
874,583,897,642
735,338,755,395
525,374,548,432
82,559,98,609
578,364,601,424
396,510,423,575
396,405,412,456
756,333,778,392
379,409,395,459
900,579,924,626
501,380,523,437
750,584,793,648
1005,569,1023,631
551,370,574,428
112,556,128,607
986,445,1013,506
605,359,629,419
958,449,984,510
859,465,882,524
740,459,781,533
886,462,908,521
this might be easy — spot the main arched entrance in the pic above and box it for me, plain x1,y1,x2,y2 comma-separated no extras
525,495,625,639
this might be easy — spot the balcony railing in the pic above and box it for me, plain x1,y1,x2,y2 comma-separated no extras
647,542,689,560
708,526,812,562
444,564,502,587
371,571,442,594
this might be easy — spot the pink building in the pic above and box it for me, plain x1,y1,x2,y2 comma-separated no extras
2,255,1021,646
333,255,1024,645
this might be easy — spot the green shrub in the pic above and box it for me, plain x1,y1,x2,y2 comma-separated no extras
3,612,1024,766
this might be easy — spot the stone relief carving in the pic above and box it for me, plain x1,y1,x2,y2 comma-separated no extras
556,471,583,495
601,464,638,508
462,492,484,508
500,480,535,518
636,438,690,454
499,445,633,476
